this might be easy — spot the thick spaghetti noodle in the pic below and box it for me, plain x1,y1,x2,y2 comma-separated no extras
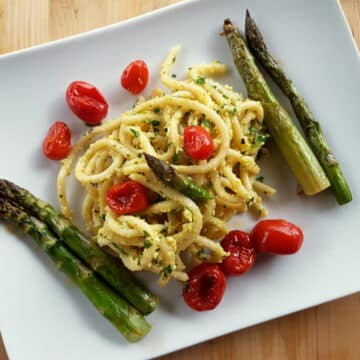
57,47,275,285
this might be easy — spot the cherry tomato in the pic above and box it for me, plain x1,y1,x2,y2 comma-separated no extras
121,60,149,94
183,263,226,311
183,125,214,160
42,121,71,160
66,81,108,125
106,181,149,215
220,230,256,275
250,219,304,255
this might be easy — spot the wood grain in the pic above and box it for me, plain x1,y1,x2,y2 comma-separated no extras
0,1,359,359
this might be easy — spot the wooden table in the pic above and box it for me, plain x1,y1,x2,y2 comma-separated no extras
0,1,359,359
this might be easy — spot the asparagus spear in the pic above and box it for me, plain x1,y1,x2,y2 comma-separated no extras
144,153,213,201
245,11,352,205
0,179,158,315
0,199,151,342
223,19,330,195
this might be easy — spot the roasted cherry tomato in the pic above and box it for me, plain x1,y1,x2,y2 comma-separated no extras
251,219,304,255
106,181,149,215
121,60,149,94
183,125,214,160
66,81,108,125
220,230,256,275
42,121,71,160
183,263,226,311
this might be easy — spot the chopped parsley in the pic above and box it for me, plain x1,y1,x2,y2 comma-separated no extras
161,265,173,278
249,127,270,148
130,128,140,138
153,107,160,113
137,153,142,158
171,73,177,78
195,76,206,85
143,231,153,248
144,239,152,249
256,175,265,183
201,119,214,129
150,120,161,126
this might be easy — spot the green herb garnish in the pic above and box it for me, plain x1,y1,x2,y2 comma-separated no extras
130,128,140,138
249,127,270,148
151,120,161,126
144,239,152,249
195,76,206,85
161,265,173,278
201,119,214,129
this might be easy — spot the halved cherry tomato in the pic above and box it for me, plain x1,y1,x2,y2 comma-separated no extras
220,230,256,275
183,125,214,160
66,81,108,125
183,263,226,311
250,219,304,255
42,121,71,160
106,181,149,215
121,60,149,94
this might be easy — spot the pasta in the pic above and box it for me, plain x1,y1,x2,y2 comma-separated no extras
57,46,276,285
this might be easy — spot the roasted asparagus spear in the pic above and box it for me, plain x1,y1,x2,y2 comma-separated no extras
245,10,352,204
0,179,158,315
144,153,213,201
223,19,330,195
0,198,151,342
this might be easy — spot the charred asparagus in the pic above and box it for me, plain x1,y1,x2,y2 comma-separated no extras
0,179,158,315
245,10,352,204
0,198,151,342
144,153,213,201
223,19,330,195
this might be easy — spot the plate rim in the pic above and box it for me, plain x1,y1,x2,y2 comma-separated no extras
1,0,359,359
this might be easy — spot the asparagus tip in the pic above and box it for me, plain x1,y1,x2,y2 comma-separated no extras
143,152,154,165
223,18,234,34
245,10,267,53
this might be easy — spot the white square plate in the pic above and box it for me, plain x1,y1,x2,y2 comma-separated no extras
0,0,359,359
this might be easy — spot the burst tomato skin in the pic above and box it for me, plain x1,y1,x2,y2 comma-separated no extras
106,181,149,215
250,219,304,255
183,263,226,311
42,121,71,160
220,230,256,275
183,125,214,160
121,60,149,94
66,81,108,125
